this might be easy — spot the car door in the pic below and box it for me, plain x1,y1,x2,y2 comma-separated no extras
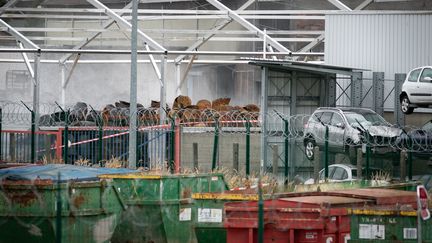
417,68,432,103
329,112,346,151
405,68,422,103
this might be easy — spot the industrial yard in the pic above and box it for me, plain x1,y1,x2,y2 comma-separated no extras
0,0,431,242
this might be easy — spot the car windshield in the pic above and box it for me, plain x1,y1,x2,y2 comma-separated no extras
344,112,387,127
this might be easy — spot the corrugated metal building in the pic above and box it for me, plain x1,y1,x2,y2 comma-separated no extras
325,12,432,110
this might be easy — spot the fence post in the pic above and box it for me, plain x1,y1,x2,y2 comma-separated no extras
324,125,329,180
21,101,36,163
174,118,181,173
56,172,62,243
284,119,289,184
0,107,2,161
365,134,371,180
258,178,264,243
394,73,406,127
211,117,219,171
400,149,407,182
55,129,62,160
406,135,413,180
31,110,35,163
233,143,239,171
193,143,198,171
63,110,69,164
169,118,175,174
245,119,250,177
272,144,278,176
357,148,363,180
313,146,320,184
98,123,103,164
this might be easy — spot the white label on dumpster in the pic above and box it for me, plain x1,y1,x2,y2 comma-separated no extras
359,224,385,240
211,176,218,181
179,208,191,221
403,228,417,239
198,208,222,223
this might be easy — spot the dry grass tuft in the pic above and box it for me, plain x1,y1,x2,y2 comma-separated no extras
74,158,91,167
213,167,278,194
42,155,63,164
104,156,124,168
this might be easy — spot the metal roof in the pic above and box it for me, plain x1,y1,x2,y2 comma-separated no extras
248,59,367,76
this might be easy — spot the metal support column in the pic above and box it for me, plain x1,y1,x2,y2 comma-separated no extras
260,67,268,175
372,72,385,116
327,75,336,107
33,53,41,131
394,73,406,127
351,71,363,107
246,119,250,177
159,54,167,166
289,71,297,178
128,0,138,169
175,63,181,96
160,55,167,123
60,64,66,107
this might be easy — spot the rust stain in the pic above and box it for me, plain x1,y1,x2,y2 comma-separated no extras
72,194,85,208
1,179,53,186
5,190,37,207
182,187,192,199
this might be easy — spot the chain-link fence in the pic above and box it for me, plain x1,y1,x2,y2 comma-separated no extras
0,101,431,242
1,101,431,180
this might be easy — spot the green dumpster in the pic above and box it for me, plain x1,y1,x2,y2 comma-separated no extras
0,180,124,243
99,173,228,243
348,208,432,242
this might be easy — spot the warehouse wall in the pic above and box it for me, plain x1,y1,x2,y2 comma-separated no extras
325,13,432,110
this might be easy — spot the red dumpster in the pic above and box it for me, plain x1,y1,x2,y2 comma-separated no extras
225,196,370,243
329,188,417,208
224,188,418,243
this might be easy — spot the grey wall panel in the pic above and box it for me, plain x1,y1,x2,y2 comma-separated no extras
325,13,432,110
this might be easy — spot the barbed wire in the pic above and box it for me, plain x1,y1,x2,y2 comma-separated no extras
1,102,431,153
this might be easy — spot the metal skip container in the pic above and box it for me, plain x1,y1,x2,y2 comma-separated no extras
99,173,228,243
0,164,135,243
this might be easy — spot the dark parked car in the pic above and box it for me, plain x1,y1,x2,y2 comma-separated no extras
303,107,402,161
397,120,432,157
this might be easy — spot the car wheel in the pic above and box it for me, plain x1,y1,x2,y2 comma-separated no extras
305,139,316,160
401,95,414,114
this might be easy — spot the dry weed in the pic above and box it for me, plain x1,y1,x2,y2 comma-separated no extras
42,155,63,164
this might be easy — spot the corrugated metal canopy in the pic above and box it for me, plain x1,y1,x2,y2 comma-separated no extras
248,59,367,76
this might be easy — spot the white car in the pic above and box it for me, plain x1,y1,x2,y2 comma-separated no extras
304,164,383,184
400,66,432,114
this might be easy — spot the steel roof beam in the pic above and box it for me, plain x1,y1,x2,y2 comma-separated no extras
18,41,34,79
59,0,134,63
0,19,40,49
174,0,256,63
327,0,352,11
354,0,374,10
86,0,166,51
86,0,164,83
206,0,291,53
0,0,20,15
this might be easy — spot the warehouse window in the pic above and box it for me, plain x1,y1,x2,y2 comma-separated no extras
407,69,421,82
420,68,432,82
5,70,31,90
